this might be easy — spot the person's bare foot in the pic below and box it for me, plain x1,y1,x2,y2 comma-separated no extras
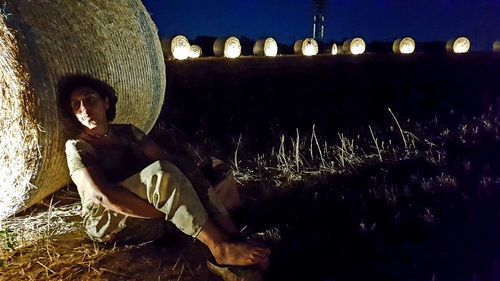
211,241,270,267
197,220,271,269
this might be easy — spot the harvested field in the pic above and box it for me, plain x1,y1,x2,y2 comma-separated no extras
1,54,499,280
1,101,499,280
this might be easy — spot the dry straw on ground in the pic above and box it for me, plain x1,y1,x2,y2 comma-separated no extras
0,187,211,281
0,0,166,219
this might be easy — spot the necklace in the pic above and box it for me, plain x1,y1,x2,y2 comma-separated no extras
85,127,111,139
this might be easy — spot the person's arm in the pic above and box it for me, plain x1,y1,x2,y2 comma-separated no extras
71,166,164,219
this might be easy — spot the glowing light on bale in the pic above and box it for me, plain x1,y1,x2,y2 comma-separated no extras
330,43,338,55
294,38,319,56
224,37,242,58
0,0,166,219
161,35,191,60
447,37,470,53
189,45,202,58
213,37,241,58
393,37,415,54
253,38,278,57
343,38,366,55
493,41,500,52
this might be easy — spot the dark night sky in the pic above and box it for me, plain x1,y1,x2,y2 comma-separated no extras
142,0,500,51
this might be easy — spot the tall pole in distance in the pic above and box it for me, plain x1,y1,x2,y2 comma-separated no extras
312,0,327,42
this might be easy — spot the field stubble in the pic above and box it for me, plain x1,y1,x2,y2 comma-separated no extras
0,105,499,281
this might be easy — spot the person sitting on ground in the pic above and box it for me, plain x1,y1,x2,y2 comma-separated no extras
58,75,270,271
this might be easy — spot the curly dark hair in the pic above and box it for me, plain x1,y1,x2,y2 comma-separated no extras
58,75,118,127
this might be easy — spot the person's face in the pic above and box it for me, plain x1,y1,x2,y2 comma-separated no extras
70,87,109,130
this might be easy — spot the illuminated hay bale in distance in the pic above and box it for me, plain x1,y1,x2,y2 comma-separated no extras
493,41,500,53
161,35,191,60
343,38,366,55
294,38,319,56
253,38,278,57
171,36,190,60
213,37,241,58
293,40,302,54
225,37,242,58
331,43,338,55
189,45,202,58
447,37,470,53
0,0,165,219
393,37,416,54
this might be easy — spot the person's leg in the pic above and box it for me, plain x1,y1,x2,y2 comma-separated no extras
201,158,242,211
186,157,242,236
197,219,270,267
122,159,240,237
119,160,270,266
214,172,241,211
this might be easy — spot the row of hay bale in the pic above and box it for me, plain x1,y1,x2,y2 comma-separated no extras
300,37,473,56
162,35,498,60
0,0,165,220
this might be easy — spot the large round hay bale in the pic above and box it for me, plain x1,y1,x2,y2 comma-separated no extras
0,0,166,219
493,41,500,52
393,37,415,54
253,38,278,57
294,38,318,56
446,37,470,53
189,45,203,58
343,38,366,55
161,35,191,60
213,37,241,58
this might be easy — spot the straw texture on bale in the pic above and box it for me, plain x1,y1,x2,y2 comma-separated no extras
253,38,278,57
294,38,318,56
0,0,166,219
213,38,227,57
253,40,267,56
343,38,366,55
161,35,190,60
293,40,304,54
213,37,241,58
393,37,415,54
189,45,202,58
446,37,470,53
161,38,174,59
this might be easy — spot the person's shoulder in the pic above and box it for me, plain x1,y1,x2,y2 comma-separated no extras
65,137,95,154
64,137,98,175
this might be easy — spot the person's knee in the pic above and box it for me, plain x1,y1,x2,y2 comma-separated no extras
150,160,185,177
152,161,193,190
